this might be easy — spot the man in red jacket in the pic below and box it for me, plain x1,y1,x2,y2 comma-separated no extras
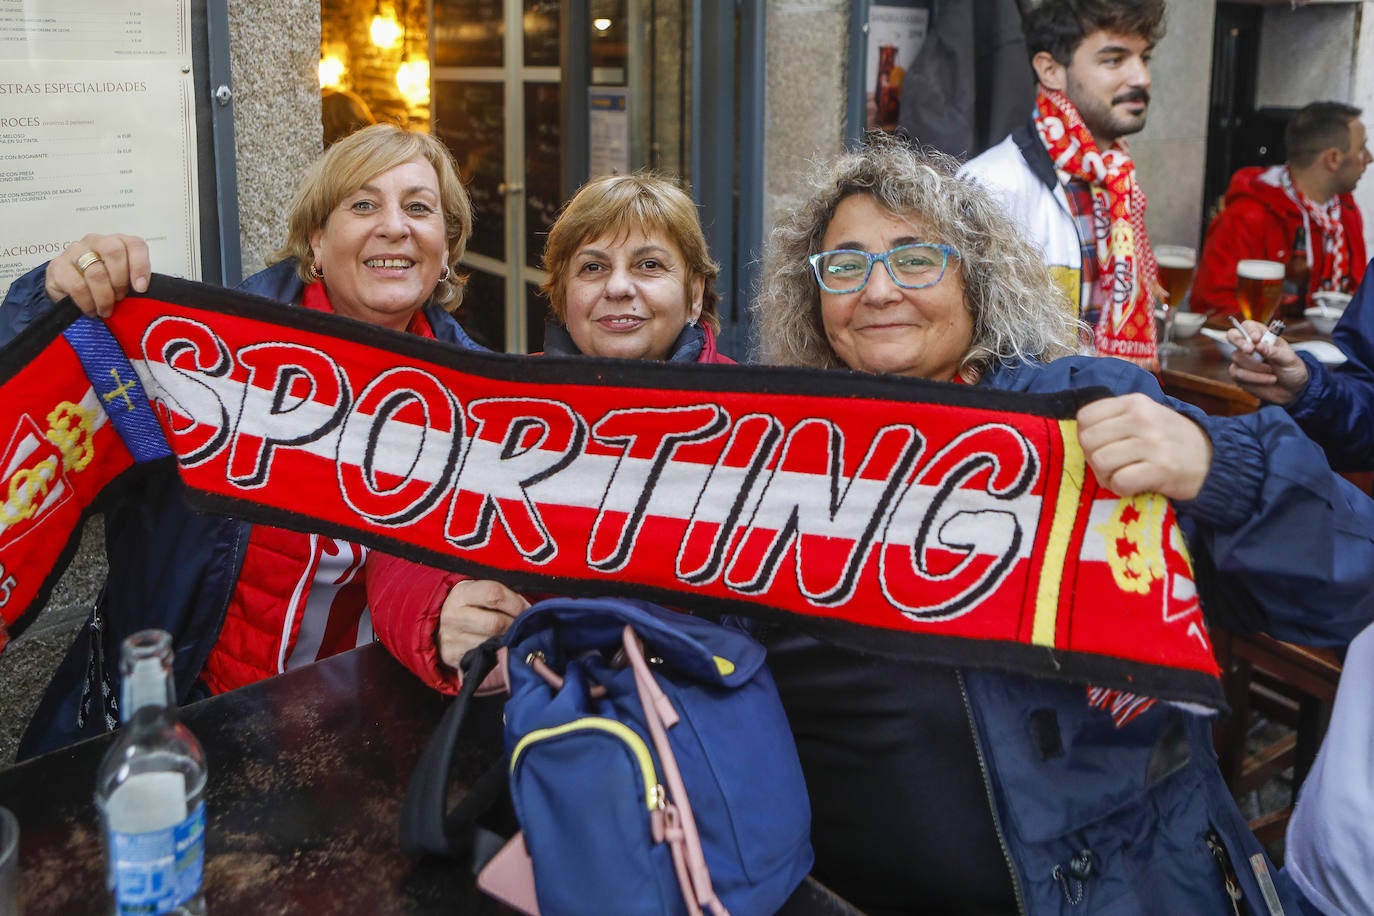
1193,101,1371,317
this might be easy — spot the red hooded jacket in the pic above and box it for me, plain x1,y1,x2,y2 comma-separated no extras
1192,165,1366,316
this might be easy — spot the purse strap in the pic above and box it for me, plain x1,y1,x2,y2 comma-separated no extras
400,636,508,858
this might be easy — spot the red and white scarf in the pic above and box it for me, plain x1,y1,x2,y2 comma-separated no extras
1035,88,1159,370
0,276,1229,710
1280,166,1350,293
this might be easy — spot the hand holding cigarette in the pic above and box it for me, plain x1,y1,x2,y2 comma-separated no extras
1226,316,1308,406
1228,316,1285,353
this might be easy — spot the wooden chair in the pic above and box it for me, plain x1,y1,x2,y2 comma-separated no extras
1211,629,1343,850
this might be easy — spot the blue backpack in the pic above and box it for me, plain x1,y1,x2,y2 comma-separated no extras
401,597,813,915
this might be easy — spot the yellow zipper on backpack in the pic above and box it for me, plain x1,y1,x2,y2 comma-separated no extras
511,717,662,811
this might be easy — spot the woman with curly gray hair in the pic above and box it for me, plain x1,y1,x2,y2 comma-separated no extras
752,134,1365,914
755,132,1080,380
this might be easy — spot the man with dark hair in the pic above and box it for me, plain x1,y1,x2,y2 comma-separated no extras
962,0,1167,369
1193,101,1370,317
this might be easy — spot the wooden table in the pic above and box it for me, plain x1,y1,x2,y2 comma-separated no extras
1158,331,1261,416
1159,319,1373,493
1156,317,1334,416
0,643,858,915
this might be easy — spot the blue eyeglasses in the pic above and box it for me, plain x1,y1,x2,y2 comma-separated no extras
808,243,960,294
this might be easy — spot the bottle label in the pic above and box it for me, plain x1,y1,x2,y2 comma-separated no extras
110,800,205,914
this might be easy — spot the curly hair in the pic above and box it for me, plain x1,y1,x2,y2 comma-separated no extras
540,172,721,332
753,132,1082,379
273,123,473,310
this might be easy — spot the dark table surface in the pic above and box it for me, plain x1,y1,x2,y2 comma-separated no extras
1158,317,1327,416
1163,316,1327,381
0,642,858,915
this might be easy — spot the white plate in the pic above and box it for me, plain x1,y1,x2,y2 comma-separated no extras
1291,340,1348,366
1200,327,1236,358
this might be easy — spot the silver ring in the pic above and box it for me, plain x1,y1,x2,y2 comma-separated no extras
75,250,104,275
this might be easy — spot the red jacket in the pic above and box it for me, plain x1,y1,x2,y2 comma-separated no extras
369,327,736,693
1192,165,1366,316
199,284,448,695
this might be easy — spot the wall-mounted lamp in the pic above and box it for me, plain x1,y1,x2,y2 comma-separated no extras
392,0,428,108
318,55,345,89
397,58,430,106
593,18,612,32
370,3,402,48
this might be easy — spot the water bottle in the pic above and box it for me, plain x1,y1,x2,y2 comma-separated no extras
95,630,207,915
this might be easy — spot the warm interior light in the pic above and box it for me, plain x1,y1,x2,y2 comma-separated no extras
318,55,345,89
396,58,430,106
370,12,402,48
593,18,612,31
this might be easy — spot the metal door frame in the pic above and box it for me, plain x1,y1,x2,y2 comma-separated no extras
691,0,765,359
431,0,559,353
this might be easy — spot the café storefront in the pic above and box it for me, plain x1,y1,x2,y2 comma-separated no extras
318,0,769,357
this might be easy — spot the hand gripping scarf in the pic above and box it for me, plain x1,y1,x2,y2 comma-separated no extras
1280,166,1350,293
1036,88,1160,370
0,277,1223,709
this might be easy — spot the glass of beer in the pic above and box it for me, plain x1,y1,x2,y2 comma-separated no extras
1153,245,1197,355
1236,260,1285,324
1155,245,1197,309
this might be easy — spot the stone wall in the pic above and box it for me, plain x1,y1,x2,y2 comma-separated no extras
228,0,323,276
763,0,850,238
0,522,105,767
1132,2,1217,252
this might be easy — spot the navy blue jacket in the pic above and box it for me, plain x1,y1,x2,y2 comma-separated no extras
1284,259,1374,470
981,355,1371,914
0,260,484,757
777,354,1368,914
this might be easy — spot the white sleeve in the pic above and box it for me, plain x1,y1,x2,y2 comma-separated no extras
1285,622,1374,916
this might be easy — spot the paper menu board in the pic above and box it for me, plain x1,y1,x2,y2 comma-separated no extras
0,0,199,301
0,0,190,60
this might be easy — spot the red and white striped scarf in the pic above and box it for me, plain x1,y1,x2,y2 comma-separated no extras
1280,166,1349,292
1035,88,1159,370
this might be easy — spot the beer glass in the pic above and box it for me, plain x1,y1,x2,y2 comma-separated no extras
1154,245,1197,356
1236,260,1285,324
1155,246,1197,309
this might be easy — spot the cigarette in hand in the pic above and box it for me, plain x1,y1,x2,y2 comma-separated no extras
1228,315,1255,350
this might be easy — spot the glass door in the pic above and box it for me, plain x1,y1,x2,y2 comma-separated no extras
431,0,561,353
427,1,756,356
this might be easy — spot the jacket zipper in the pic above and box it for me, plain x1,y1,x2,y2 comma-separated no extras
959,671,1028,915
1206,830,1244,916
510,716,663,813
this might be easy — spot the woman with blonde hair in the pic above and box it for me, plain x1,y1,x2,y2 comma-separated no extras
0,123,485,757
750,132,1374,914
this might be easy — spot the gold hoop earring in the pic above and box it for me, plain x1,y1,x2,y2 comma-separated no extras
310,261,324,280
438,265,451,282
